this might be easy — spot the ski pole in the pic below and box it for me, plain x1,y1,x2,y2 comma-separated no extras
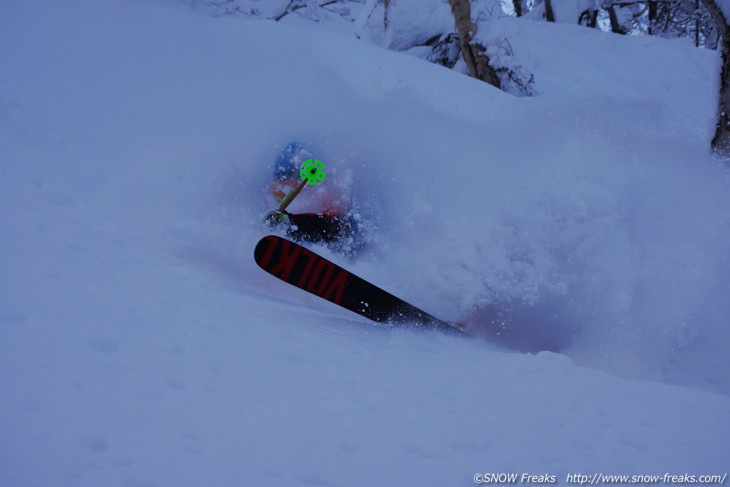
277,158,327,213
278,178,308,212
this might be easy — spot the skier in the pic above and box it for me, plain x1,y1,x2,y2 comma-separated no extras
264,142,361,252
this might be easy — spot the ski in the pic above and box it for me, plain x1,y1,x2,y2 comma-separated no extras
254,235,465,334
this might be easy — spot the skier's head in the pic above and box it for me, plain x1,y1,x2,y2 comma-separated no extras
273,142,313,182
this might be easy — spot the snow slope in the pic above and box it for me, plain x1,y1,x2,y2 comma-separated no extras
1,1,729,486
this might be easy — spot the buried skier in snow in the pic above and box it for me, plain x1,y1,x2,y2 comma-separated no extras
263,142,365,254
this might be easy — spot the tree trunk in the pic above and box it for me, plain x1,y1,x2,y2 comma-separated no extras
647,1,658,35
700,0,730,154
606,5,626,34
544,0,556,22
384,0,391,30
448,0,501,89
695,0,701,47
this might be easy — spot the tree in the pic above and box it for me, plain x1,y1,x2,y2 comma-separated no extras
601,0,718,45
448,0,501,88
700,0,730,154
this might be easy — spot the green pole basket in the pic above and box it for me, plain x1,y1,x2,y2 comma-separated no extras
300,159,327,185
278,159,327,212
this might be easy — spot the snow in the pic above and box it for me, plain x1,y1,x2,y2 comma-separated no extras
1,0,729,486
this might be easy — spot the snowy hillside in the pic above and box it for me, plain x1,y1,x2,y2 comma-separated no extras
1,1,729,486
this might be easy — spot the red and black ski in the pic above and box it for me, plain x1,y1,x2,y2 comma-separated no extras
254,235,464,334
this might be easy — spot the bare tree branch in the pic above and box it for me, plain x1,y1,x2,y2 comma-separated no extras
275,0,339,22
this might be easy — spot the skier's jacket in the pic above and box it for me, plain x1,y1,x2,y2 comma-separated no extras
268,178,355,244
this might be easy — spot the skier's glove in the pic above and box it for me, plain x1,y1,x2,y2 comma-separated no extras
264,210,290,229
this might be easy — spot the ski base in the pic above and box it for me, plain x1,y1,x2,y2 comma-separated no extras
254,235,464,335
